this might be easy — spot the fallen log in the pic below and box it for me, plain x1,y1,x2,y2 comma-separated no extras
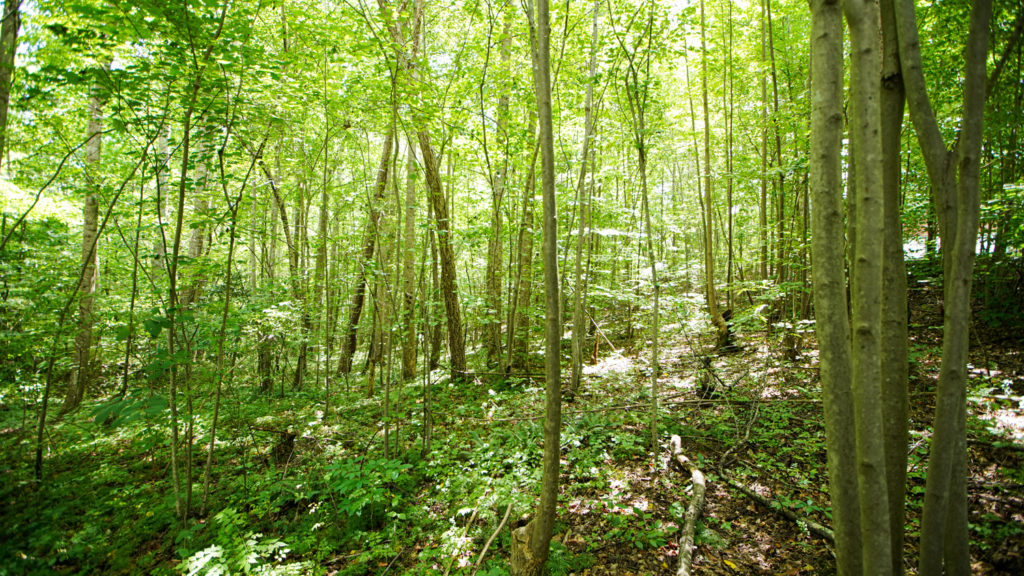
670,435,706,576
720,473,834,543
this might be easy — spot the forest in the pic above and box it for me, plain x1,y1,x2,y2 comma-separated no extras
1,0,1023,574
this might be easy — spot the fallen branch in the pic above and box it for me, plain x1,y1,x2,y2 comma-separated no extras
671,435,706,576
720,473,834,543
464,397,815,423
472,502,513,575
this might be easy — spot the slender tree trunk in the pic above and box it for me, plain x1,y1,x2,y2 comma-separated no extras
313,113,331,390
180,132,211,308
401,138,419,380
428,201,442,371
119,180,144,399
700,0,728,347
893,0,992,571
337,130,394,375
201,135,258,515
484,9,514,367
154,128,170,270
638,110,659,457
64,80,105,414
571,0,600,394
507,139,540,372
259,151,310,389
725,2,734,310
167,72,207,522
767,0,786,286
760,0,770,281
511,0,560,572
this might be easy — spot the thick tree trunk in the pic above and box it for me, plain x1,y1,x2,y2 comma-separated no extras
845,0,893,571
879,2,909,572
808,2,862,574
417,131,466,376
0,0,20,167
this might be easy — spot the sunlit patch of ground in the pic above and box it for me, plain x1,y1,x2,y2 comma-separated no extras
584,353,633,378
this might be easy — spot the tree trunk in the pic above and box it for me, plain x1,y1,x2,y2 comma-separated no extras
760,0,770,281
337,130,394,375
724,3,734,310
511,0,560,572
893,0,992,571
700,0,728,348
64,80,105,414
807,3,862,574
484,8,513,367
879,1,909,571
571,0,600,394
260,151,310,390
0,0,20,167
767,0,786,286
401,138,418,380
417,130,466,376
844,0,893,571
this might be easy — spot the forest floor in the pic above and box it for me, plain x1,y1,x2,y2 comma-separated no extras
2,267,1023,575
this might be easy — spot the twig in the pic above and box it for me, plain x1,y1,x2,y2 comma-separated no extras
671,435,706,576
464,397,816,423
380,547,405,575
585,308,620,355
472,502,513,575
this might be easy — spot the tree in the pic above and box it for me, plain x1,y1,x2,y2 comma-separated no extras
810,0,994,572
893,0,992,570
510,0,560,572
570,0,601,394
699,0,729,348
63,69,106,414
0,0,20,167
